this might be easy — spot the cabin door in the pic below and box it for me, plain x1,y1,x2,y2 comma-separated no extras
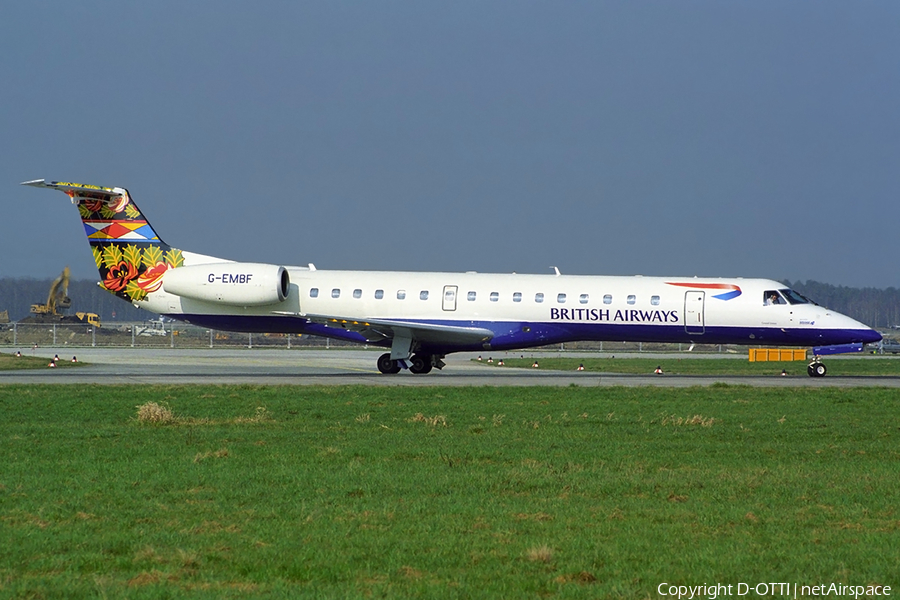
684,291,705,335
442,285,458,311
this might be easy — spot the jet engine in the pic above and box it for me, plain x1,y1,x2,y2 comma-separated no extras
162,263,290,306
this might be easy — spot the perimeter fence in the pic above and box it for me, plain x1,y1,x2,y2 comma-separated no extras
1,321,746,354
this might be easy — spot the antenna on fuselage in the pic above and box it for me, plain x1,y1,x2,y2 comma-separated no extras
550,266,561,276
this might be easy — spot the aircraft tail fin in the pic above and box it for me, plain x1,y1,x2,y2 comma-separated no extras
21,179,185,303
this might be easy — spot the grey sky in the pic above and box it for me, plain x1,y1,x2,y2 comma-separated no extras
2,2,898,287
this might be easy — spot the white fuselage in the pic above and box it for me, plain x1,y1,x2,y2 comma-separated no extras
142,268,878,353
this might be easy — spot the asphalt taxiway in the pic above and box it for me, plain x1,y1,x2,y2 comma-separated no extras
1,348,898,387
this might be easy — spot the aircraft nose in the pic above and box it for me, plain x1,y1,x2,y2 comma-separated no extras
834,312,882,344
861,328,883,344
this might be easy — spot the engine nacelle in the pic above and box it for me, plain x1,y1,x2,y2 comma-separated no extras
162,263,290,306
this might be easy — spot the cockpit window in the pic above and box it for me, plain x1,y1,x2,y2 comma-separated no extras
779,288,813,305
763,290,786,306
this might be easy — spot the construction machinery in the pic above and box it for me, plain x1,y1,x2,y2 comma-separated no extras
24,267,101,327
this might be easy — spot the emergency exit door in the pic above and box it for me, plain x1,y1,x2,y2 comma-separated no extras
684,291,705,335
442,285,458,311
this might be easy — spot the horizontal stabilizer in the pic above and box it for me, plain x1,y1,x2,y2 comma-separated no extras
22,179,126,200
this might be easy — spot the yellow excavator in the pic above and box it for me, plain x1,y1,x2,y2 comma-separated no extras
27,267,101,327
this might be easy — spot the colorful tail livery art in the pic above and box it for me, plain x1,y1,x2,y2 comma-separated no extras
665,282,742,301
21,180,184,303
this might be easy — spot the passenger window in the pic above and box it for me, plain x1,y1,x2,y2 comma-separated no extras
309,288,319,298
763,290,785,305
603,294,612,304
579,294,589,304
513,292,522,302
651,295,660,306
557,293,566,304
420,290,429,300
627,295,636,305
490,292,499,302
331,289,341,299
353,289,362,299
397,290,406,300
535,293,544,303
467,291,476,301
375,289,384,299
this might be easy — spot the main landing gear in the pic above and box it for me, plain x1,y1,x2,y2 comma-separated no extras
807,357,827,378
377,353,402,374
409,353,433,374
377,353,442,375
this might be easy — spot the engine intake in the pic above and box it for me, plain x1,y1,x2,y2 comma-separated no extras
163,263,290,306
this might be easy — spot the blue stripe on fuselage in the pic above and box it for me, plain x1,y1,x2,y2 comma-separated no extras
172,314,879,354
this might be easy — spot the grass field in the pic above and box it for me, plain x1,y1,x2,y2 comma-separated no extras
0,352,82,371
476,356,900,377
1,384,897,598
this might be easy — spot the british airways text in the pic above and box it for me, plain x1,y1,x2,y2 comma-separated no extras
550,308,679,323
208,273,254,284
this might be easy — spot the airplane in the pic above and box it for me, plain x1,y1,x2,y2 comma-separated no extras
23,179,881,377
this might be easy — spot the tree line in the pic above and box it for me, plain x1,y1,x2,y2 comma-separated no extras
783,280,900,330
1,276,898,330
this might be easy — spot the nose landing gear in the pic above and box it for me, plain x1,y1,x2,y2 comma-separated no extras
807,358,827,378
